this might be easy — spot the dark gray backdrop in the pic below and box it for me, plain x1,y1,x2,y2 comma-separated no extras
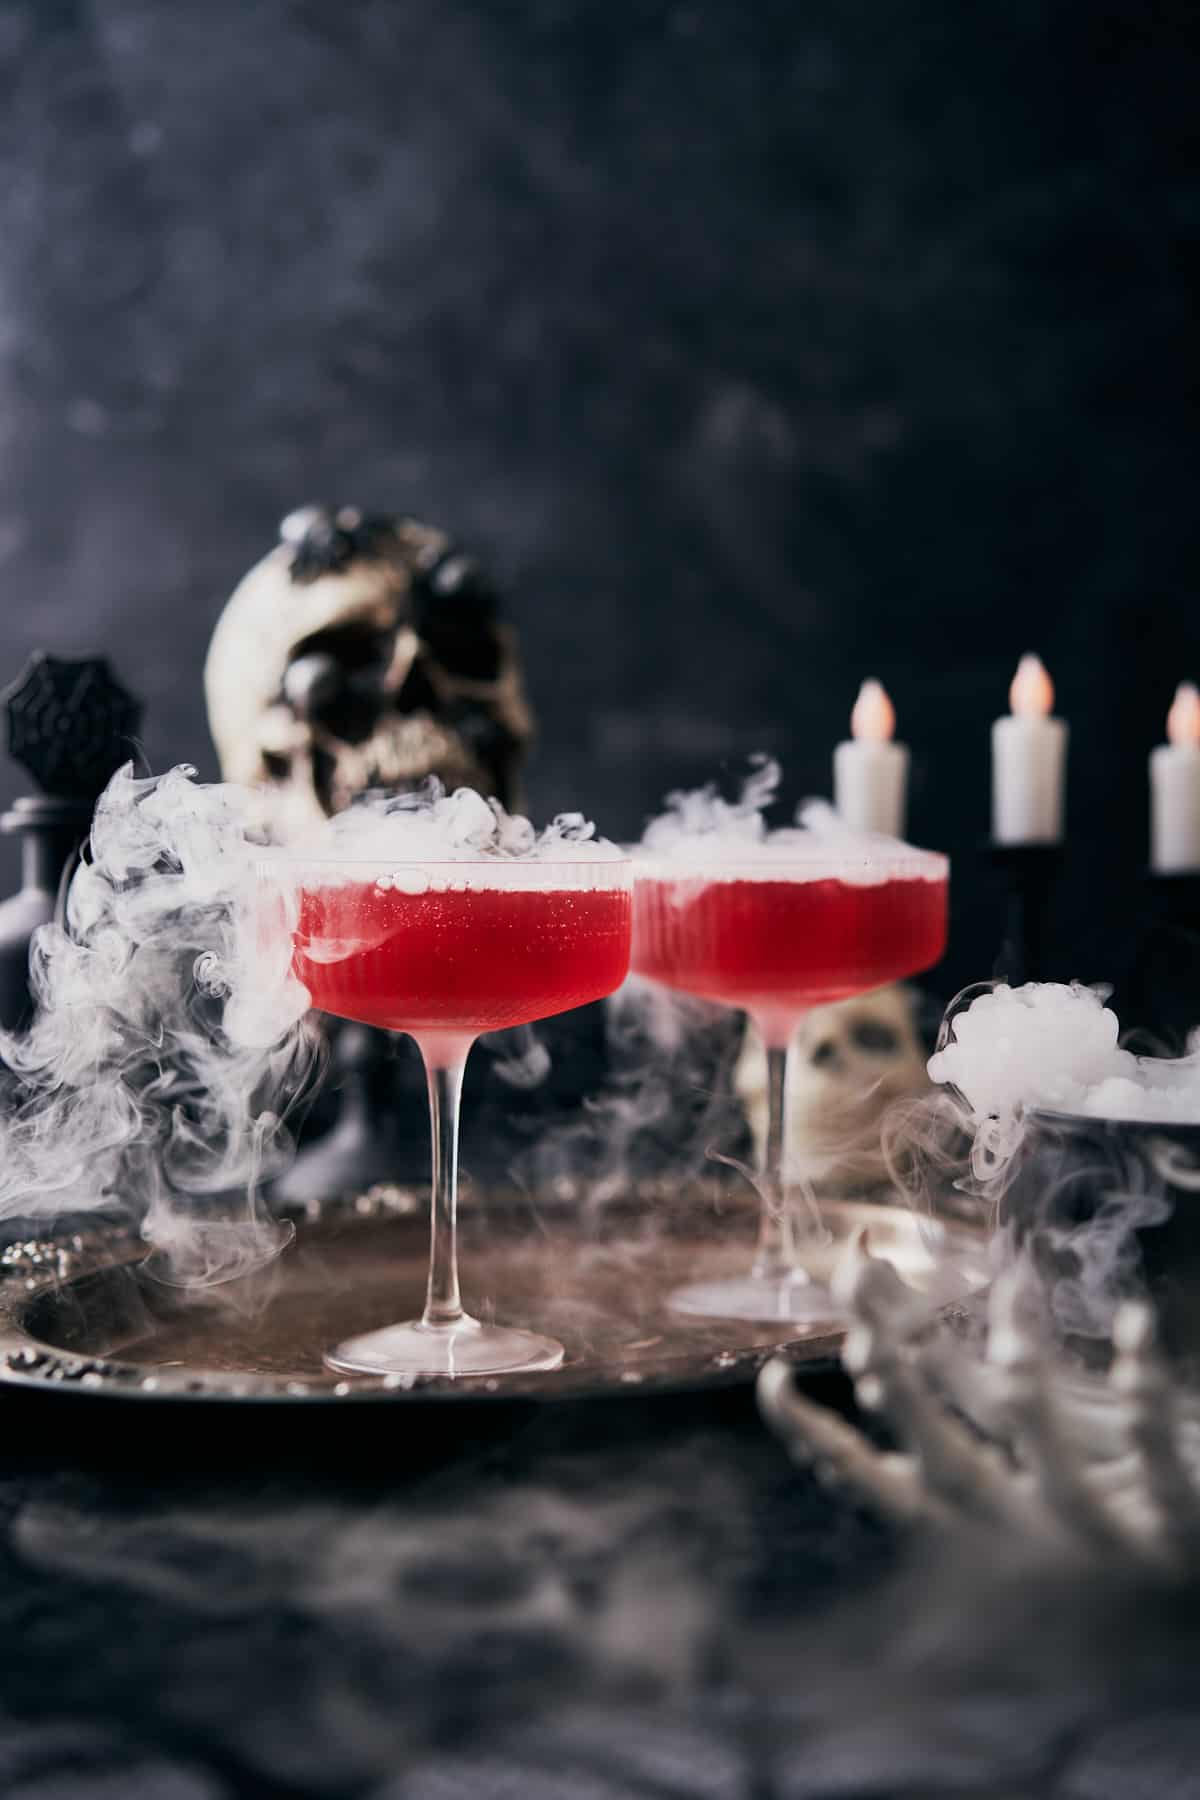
0,0,1196,998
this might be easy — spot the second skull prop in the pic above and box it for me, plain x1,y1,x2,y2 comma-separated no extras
735,986,930,1194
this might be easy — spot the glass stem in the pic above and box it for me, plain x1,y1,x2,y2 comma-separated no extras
419,1054,469,1330
752,1043,797,1282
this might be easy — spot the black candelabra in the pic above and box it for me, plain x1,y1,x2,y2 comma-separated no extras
1115,870,1200,1053
988,842,1063,987
986,830,1200,1051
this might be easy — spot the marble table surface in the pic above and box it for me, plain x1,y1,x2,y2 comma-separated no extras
0,1367,1198,1800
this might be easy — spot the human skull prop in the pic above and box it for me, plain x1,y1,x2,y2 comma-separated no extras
204,506,533,834
735,986,930,1194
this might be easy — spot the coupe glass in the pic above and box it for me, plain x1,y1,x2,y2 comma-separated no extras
264,853,632,1376
631,844,948,1321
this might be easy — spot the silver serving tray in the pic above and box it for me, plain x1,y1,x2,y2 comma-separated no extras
0,1186,985,1406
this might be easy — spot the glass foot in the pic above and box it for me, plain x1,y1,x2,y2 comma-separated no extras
669,1270,847,1326
325,1314,565,1379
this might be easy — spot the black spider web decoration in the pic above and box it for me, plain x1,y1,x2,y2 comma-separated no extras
2,653,142,799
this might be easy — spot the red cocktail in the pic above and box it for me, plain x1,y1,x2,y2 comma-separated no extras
632,846,948,1321
634,870,947,1046
295,879,632,1052
273,855,632,1377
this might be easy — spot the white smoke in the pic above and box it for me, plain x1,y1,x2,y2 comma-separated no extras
518,760,905,1211
923,980,1200,1338
513,974,745,1210
0,766,633,1283
640,753,782,856
298,780,625,872
0,763,318,1284
930,981,1200,1146
639,756,943,883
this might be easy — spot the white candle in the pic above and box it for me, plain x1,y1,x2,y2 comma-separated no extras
834,678,909,838
991,653,1067,844
1151,682,1200,873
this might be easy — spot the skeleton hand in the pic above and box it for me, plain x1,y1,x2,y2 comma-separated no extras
759,1230,1200,1571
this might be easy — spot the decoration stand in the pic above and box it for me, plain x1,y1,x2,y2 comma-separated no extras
988,843,1062,985
1116,872,1200,1054
272,1024,423,1206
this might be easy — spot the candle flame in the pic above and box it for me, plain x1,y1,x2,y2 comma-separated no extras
1009,653,1054,719
1167,681,1200,748
850,678,895,743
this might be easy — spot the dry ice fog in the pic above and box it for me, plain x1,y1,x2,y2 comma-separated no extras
0,754,1191,1323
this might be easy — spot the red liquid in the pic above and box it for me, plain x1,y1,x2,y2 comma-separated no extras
293,878,632,1044
632,873,947,1045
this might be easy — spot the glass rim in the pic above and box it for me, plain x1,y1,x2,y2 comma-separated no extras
630,845,949,876
1028,1103,1200,1133
256,852,633,870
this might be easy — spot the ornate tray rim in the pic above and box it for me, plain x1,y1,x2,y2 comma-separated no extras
0,1189,986,1407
